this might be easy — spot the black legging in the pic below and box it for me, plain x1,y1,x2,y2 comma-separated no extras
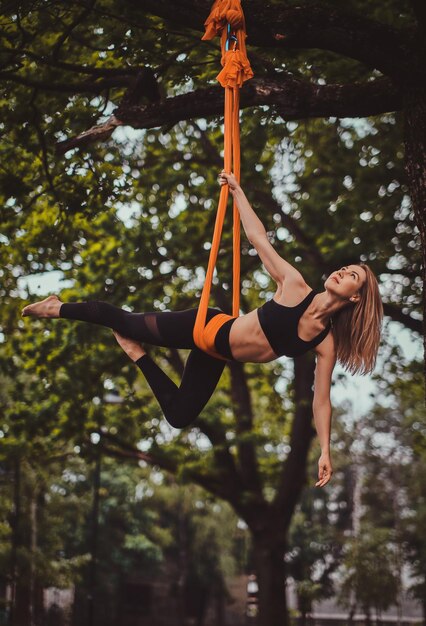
60,301,233,428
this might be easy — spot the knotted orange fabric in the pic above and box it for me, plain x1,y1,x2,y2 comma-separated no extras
193,0,253,360
201,0,245,40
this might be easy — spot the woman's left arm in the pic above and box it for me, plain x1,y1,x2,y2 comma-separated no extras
313,336,336,487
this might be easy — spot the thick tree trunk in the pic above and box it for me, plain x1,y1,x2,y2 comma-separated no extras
9,459,20,626
245,354,315,626
9,464,47,626
12,464,32,626
403,87,426,378
252,533,288,626
29,495,36,626
14,585,31,626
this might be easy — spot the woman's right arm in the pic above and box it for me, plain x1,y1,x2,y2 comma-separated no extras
220,172,305,286
312,336,336,488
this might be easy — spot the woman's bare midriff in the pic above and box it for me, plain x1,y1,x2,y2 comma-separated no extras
228,309,277,363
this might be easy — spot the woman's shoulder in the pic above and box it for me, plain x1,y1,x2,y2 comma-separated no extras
274,278,313,307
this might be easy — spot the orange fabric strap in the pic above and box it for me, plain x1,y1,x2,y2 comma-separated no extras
194,313,235,360
193,0,253,360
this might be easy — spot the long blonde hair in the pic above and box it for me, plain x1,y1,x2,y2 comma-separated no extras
331,264,383,375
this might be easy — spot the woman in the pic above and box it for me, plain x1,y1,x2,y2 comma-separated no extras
22,172,383,487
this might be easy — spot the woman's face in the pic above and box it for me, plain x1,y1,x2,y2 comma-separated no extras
324,264,367,302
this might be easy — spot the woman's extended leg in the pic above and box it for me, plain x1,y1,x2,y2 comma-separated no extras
22,297,227,427
23,296,220,350
60,301,193,347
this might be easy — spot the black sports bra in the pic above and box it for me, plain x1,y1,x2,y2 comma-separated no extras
257,290,331,358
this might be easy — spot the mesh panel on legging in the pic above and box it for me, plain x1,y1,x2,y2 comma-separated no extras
59,301,221,350
60,301,167,345
144,313,161,341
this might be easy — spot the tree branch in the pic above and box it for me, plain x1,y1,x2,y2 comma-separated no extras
56,76,401,154
120,76,402,125
0,70,132,93
102,442,230,496
383,302,423,334
246,4,417,82
100,431,240,502
0,46,141,78
55,115,122,153
137,0,417,81
51,0,97,62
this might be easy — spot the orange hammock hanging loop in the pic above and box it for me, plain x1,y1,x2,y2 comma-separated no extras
193,1,253,360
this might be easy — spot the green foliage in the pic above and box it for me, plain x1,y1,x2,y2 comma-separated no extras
338,525,399,615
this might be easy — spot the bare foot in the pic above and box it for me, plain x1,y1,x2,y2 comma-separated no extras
113,330,146,362
21,295,62,318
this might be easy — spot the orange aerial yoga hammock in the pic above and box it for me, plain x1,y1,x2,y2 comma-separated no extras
193,0,253,360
